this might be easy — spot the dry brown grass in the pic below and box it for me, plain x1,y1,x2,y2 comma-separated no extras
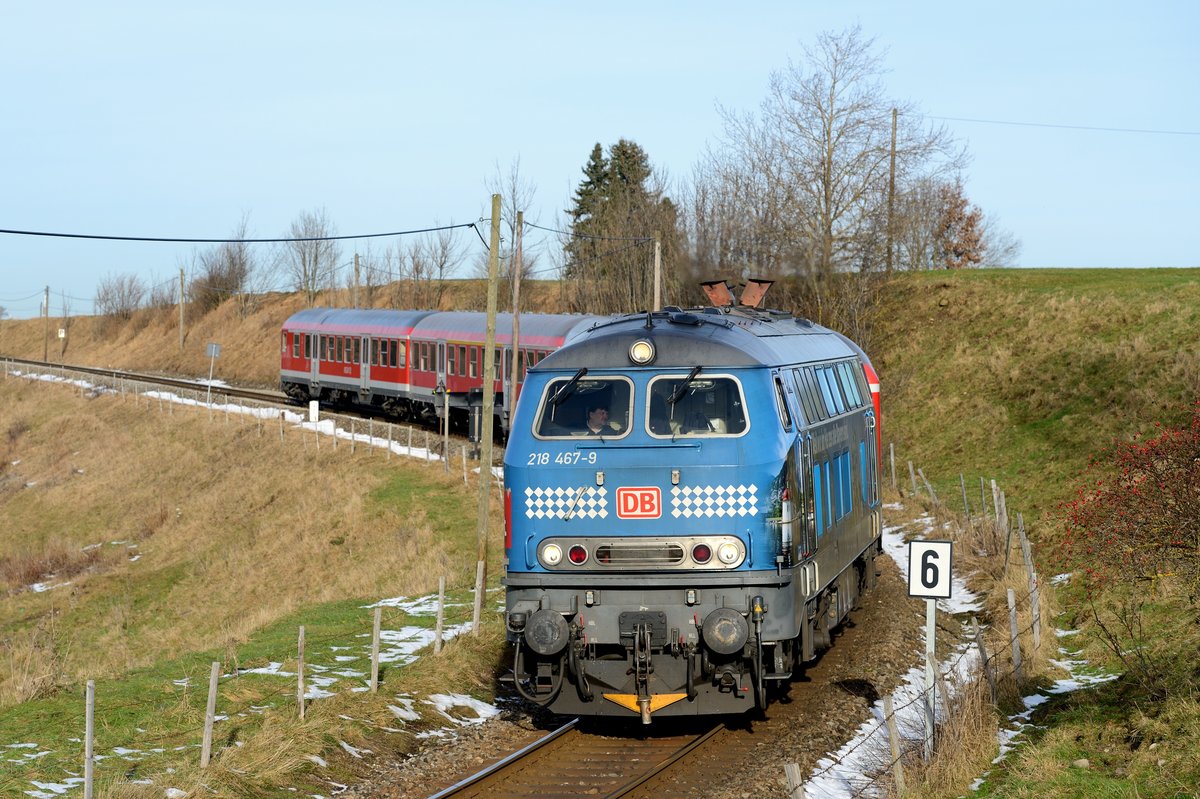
0,372,502,707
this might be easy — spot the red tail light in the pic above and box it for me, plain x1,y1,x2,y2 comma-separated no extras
692,543,712,564
568,545,589,565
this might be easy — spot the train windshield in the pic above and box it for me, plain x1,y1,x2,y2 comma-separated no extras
534,377,634,439
647,375,748,437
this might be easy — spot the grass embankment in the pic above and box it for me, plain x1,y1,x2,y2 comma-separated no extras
2,268,1199,797
0,376,507,796
873,269,1200,798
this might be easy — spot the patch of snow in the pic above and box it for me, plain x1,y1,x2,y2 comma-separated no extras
424,694,501,726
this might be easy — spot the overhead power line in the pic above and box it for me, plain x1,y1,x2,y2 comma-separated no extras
930,115,1200,136
524,220,655,243
0,222,478,244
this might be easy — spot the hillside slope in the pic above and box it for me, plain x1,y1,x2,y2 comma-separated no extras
5,269,1197,519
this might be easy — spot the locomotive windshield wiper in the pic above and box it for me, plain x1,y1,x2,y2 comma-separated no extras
550,367,588,406
667,365,703,405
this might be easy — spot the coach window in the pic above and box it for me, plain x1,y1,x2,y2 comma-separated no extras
353,338,361,364
468,346,478,378
534,376,633,439
391,340,401,368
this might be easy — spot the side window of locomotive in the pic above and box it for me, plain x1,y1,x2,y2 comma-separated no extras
791,368,818,424
646,376,747,437
825,366,848,414
796,368,828,422
773,376,792,432
815,366,841,416
534,377,633,439
836,361,863,407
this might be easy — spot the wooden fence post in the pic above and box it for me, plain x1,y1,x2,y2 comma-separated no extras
297,625,306,720
1030,576,1042,653
462,445,469,487
201,661,220,767
889,442,896,492
1007,589,1023,684
917,468,939,507
883,695,906,795
472,560,485,635
784,763,806,799
370,607,382,693
84,680,94,799
435,576,446,655
908,460,918,496
959,473,971,525
971,616,997,703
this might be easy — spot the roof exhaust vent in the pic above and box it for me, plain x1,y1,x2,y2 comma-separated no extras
699,280,735,307
739,278,774,309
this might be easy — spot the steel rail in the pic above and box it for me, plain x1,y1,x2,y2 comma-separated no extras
425,719,578,799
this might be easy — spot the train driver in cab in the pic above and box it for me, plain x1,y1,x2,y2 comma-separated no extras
585,403,620,435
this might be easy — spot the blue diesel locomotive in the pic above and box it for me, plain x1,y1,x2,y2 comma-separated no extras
503,297,882,723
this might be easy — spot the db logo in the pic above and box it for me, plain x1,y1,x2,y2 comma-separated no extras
616,487,661,519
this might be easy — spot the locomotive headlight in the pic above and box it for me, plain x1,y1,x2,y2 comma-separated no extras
541,543,563,567
629,339,656,365
717,542,741,565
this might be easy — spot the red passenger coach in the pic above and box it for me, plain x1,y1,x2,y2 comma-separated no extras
280,308,603,434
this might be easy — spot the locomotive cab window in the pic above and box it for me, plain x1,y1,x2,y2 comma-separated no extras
646,375,747,437
533,376,633,439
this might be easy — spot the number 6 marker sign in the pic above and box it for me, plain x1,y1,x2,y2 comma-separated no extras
907,540,954,599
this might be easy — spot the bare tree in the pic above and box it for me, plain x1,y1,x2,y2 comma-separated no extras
147,272,179,310
482,158,541,304
95,273,146,320
686,26,964,320
188,215,259,316
282,208,341,306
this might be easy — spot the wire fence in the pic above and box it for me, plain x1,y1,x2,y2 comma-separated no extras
0,361,500,796
788,444,1061,799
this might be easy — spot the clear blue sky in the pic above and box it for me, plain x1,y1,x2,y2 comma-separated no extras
2,1,1197,319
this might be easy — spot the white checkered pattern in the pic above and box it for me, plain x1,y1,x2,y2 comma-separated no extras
670,484,759,518
525,486,609,519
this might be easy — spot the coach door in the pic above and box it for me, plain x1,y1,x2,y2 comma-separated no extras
360,336,370,394
309,333,319,385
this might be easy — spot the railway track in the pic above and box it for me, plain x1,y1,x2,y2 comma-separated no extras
428,719,725,799
3,356,287,406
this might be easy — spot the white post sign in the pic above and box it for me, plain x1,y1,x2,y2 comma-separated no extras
908,540,953,761
908,541,953,599
205,342,221,407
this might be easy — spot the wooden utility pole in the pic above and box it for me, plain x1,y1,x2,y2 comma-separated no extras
886,107,897,275
353,252,360,308
653,234,662,311
473,194,502,633
509,211,523,414
42,286,49,362
179,267,186,351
